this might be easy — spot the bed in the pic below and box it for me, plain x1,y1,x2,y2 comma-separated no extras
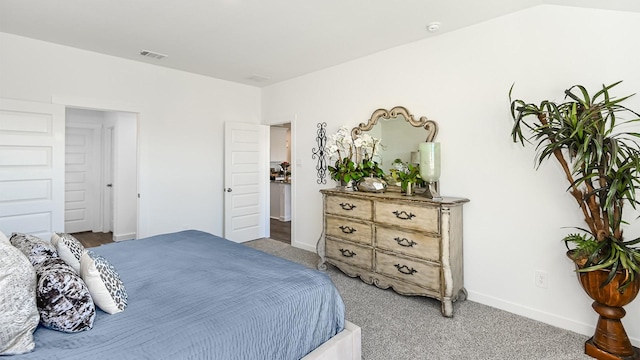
6,230,361,360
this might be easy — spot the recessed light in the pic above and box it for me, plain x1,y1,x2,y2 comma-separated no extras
426,22,441,33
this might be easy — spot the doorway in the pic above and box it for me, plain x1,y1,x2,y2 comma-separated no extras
64,108,138,243
269,123,291,244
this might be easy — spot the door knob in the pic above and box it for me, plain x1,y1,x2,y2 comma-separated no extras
106,184,113,187
225,188,232,192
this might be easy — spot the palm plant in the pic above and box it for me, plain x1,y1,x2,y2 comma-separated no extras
510,81,640,289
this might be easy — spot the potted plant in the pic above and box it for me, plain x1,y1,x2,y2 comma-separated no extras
388,159,422,195
328,156,362,187
509,81,640,359
279,161,291,182
327,126,384,190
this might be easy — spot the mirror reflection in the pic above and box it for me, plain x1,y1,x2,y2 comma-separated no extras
352,106,438,170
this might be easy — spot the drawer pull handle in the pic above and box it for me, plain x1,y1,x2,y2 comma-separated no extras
339,202,357,211
392,210,415,220
339,248,356,257
339,225,356,234
395,237,417,248
395,264,417,275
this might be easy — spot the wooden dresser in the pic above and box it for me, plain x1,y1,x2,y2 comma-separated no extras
317,188,469,317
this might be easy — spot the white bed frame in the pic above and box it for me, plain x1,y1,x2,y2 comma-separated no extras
303,320,361,360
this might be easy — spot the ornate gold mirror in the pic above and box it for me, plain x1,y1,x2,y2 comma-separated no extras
352,106,438,169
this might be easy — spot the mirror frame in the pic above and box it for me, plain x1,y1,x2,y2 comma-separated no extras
351,106,438,142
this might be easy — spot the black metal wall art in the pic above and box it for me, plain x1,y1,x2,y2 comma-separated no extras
312,122,327,184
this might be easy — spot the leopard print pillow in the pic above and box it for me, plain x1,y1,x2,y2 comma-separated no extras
36,257,96,332
80,250,128,314
51,233,86,273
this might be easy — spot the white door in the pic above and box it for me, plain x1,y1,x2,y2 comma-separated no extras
0,98,65,239
103,126,114,233
224,122,268,242
64,125,100,233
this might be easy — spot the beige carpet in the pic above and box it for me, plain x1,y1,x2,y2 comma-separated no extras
245,238,592,360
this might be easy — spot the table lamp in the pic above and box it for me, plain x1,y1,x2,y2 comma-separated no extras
419,142,441,200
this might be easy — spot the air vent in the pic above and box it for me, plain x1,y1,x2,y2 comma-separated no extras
247,74,270,83
139,50,168,60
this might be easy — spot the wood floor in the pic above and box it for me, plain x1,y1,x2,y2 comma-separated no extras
72,222,290,248
270,218,291,244
71,231,114,248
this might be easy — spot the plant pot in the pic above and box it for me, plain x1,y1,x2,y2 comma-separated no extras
356,177,387,193
402,182,415,196
339,180,355,191
570,253,640,359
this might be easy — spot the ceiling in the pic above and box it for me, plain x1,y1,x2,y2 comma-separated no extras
1,0,639,87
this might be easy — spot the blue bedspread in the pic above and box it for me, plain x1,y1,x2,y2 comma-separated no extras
13,230,345,360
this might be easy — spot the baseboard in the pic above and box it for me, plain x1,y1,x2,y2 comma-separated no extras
467,290,640,347
114,232,135,242
293,241,317,253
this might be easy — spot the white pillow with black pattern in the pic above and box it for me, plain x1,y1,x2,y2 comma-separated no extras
51,233,86,274
80,250,128,314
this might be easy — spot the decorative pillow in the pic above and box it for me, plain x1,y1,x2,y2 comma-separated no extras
80,250,128,314
51,233,86,274
36,257,95,332
9,232,58,267
0,231,40,355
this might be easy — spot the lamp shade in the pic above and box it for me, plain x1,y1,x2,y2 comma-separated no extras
419,142,440,182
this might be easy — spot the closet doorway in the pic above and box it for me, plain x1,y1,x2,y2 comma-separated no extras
64,108,138,245
269,123,291,244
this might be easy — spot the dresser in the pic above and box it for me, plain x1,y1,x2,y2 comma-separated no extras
317,188,469,317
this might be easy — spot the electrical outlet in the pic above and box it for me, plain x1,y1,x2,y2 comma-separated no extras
535,270,549,289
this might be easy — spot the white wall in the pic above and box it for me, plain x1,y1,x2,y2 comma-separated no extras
262,5,640,344
0,32,261,238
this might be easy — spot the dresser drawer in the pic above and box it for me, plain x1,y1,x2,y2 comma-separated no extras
374,201,439,233
375,251,440,290
326,238,373,270
325,195,372,220
376,226,440,262
326,215,372,245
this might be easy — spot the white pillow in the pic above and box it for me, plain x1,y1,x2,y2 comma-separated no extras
51,233,86,274
0,231,40,355
80,250,128,314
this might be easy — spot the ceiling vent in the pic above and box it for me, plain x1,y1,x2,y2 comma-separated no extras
247,74,270,83
139,50,168,60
